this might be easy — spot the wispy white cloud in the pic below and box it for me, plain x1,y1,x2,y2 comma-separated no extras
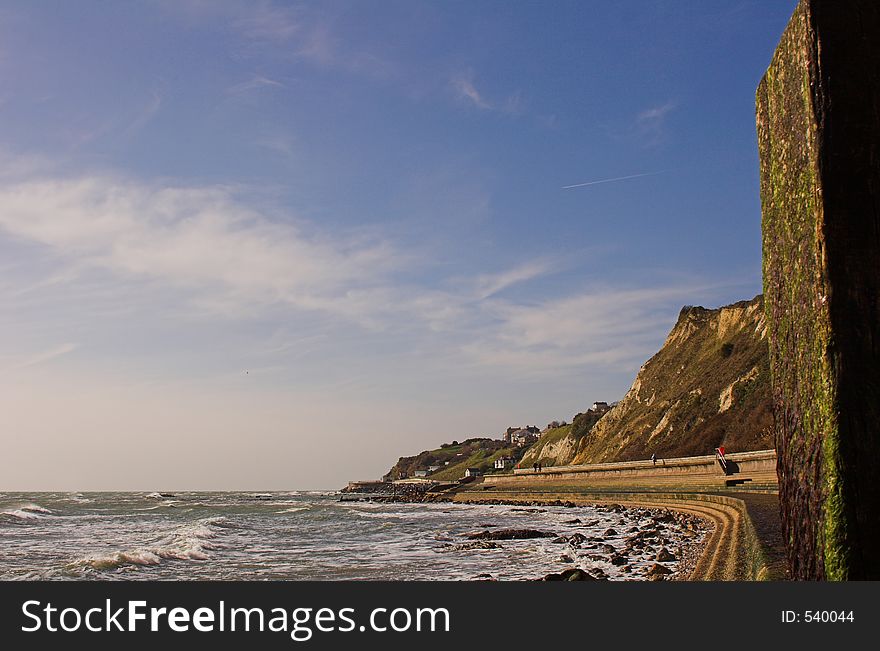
226,75,285,95
471,260,552,300
461,284,712,376
450,71,524,117
0,165,722,381
635,101,676,146
5,342,78,371
0,175,400,322
252,132,295,158
451,72,491,109
236,4,301,42
123,91,163,136
169,1,393,78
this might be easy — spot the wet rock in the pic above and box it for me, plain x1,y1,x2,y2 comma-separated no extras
446,540,502,551
467,528,556,541
559,554,574,563
656,548,676,562
563,518,582,524
603,528,618,537
568,533,588,547
600,544,616,554
645,563,673,577
610,554,628,566
553,536,570,544
560,568,596,581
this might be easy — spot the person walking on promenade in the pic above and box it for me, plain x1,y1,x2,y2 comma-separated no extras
651,453,657,465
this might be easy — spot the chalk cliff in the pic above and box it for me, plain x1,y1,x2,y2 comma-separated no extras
536,295,773,466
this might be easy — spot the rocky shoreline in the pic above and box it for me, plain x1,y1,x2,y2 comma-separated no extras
466,502,710,581
341,486,712,581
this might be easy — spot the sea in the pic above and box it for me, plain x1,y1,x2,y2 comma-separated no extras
0,492,696,581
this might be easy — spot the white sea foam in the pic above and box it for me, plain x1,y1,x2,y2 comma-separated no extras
0,503,52,521
21,503,51,514
67,516,231,573
78,550,163,571
2,509,43,521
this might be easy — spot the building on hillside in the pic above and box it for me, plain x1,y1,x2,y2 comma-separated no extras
511,429,540,446
591,402,610,413
428,465,442,472
503,425,541,444
413,470,429,478
494,457,514,470
464,468,481,478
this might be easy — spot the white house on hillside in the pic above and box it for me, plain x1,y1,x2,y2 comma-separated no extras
494,457,514,470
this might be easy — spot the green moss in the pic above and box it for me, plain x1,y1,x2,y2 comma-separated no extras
757,0,855,579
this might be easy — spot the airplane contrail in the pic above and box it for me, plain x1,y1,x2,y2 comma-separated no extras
562,170,664,189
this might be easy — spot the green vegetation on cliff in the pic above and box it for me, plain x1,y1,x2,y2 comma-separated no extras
520,296,772,468
382,296,773,483
519,424,572,467
520,406,608,468
573,296,772,464
386,438,524,482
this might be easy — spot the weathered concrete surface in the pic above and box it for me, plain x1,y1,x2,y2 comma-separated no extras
509,450,776,478
757,0,880,579
477,450,777,496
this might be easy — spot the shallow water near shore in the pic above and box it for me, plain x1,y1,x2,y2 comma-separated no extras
0,492,706,581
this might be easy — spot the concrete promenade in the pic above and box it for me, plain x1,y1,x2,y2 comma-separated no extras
450,450,785,580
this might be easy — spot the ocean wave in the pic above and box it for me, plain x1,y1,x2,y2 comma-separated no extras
0,503,52,522
145,492,177,500
140,501,181,510
77,550,163,571
21,503,51,514
67,516,232,573
1,509,43,521
276,506,310,514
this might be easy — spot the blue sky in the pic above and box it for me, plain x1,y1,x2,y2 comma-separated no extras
0,1,796,489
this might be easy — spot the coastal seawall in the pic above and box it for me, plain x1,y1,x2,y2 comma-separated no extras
450,450,784,580
344,450,784,579
486,450,777,491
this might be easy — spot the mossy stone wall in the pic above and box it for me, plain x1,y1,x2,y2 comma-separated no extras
757,0,880,579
